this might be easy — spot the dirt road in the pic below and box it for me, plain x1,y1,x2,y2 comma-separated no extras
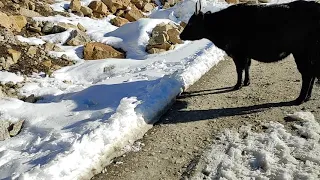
92,55,320,180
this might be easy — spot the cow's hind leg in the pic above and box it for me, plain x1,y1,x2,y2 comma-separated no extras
293,52,315,105
294,74,314,105
244,58,251,86
233,56,246,90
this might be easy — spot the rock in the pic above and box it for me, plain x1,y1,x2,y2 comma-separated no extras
10,15,28,32
9,120,24,137
167,28,183,44
258,0,270,3
146,42,171,50
77,23,86,32
180,21,187,28
110,16,129,27
0,12,13,30
7,49,21,63
0,1,4,8
225,0,239,3
42,21,55,34
152,23,174,36
66,29,91,46
102,0,130,13
20,7,42,17
123,5,144,22
51,22,77,34
150,33,167,45
0,121,10,141
147,48,165,54
24,94,37,103
70,0,81,12
80,6,93,17
28,26,42,33
27,46,37,57
44,42,55,51
84,42,125,60
28,1,36,10
88,1,109,16
42,60,52,68
143,3,154,12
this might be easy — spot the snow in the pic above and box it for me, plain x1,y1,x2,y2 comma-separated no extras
0,71,24,84
0,0,226,179
194,112,320,180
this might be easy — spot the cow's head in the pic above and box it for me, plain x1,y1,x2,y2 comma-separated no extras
180,1,207,41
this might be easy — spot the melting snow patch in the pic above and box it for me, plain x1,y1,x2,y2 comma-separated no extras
195,112,320,180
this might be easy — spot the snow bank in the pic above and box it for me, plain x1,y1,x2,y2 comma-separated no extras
0,71,24,84
194,112,320,180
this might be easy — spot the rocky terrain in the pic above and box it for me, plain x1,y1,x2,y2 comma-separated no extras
0,0,270,149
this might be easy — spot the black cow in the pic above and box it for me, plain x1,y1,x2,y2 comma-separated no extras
180,0,320,105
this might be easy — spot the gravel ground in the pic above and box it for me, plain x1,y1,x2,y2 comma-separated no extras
92,55,320,180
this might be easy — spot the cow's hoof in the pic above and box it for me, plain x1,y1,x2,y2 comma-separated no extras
233,84,242,90
292,98,304,105
304,96,311,102
244,81,250,86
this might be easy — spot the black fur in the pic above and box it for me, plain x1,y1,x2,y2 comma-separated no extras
180,0,320,105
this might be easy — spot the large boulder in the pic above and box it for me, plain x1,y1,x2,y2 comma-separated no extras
147,22,184,54
110,16,129,27
88,1,110,17
84,42,125,60
123,5,144,22
66,30,91,46
102,0,130,13
70,0,82,12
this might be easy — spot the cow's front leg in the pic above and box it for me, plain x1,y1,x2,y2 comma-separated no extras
233,56,246,90
244,58,251,86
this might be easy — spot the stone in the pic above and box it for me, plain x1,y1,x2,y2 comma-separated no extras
27,46,37,57
146,42,171,50
28,26,42,33
84,42,125,60
20,7,42,17
258,0,270,3
147,48,165,54
0,1,4,8
80,6,93,16
0,121,10,141
77,23,86,32
7,49,21,63
66,30,91,46
42,60,52,68
0,12,13,30
123,5,144,22
28,1,36,10
10,15,28,32
70,0,81,12
24,94,37,103
88,1,109,15
225,0,239,3
150,33,167,45
143,3,154,12
167,28,183,44
102,0,130,13
42,21,55,34
44,42,55,51
9,120,24,137
110,16,129,27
